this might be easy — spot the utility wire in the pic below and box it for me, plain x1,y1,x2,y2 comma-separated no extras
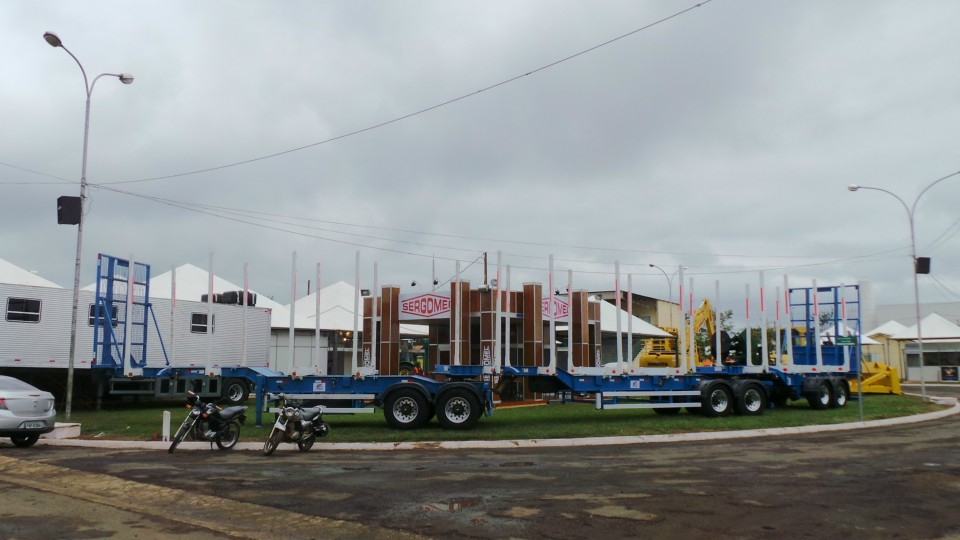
90,181,912,277
90,181,847,261
929,274,960,302
94,1,714,186
0,162,73,185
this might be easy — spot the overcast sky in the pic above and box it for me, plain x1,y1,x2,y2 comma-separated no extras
2,1,959,323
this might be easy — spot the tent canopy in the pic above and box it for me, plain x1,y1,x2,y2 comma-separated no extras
593,299,672,337
0,258,61,288
865,320,908,338
890,313,960,341
274,281,427,335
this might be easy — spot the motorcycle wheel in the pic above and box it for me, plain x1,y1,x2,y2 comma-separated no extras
263,427,284,456
297,434,316,452
215,420,242,450
168,419,195,454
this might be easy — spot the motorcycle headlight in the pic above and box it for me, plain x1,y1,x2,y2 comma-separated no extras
283,407,297,419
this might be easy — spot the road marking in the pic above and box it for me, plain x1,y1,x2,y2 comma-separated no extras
0,455,420,539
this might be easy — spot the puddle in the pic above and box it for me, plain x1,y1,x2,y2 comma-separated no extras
418,496,482,512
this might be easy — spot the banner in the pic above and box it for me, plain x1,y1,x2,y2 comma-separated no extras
399,292,451,320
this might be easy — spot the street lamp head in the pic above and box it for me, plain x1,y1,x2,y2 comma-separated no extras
43,31,63,48
648,263,655,268
847,184,860,192
118,73,134,85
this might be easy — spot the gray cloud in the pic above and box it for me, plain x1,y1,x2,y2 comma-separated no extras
2,0,959,318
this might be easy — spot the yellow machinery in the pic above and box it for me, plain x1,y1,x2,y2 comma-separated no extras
634,300,904,395
635,299,719,368
852,361,903,395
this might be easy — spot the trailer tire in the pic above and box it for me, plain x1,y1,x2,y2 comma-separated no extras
701,383,734,417
830,380,850,408
221,379,249,405
735,383,767,416
806,380,833,410
436,388,482,430
384,388,431,430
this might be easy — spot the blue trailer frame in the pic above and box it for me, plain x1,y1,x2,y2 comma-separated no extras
91,254,861,430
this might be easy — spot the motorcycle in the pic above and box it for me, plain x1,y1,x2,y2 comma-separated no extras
262,393,330,456
168,390,248,453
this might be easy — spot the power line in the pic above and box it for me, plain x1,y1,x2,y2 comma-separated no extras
90,181,850,261
94,1,714,186
929,274,960,302
90,182,911,277
0,162,73,185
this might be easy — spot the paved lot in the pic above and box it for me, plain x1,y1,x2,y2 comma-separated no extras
2,412,960,539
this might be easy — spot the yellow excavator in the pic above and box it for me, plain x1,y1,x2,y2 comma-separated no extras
635,299,723,368
635,300,902,394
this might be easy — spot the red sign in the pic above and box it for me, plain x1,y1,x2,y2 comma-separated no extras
542,297,570,320
400,293,451,319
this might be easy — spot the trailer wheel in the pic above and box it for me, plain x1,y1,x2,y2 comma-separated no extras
222,378,249,404
735,383,767,416
436,388,482,430
806,380,832,410
830,380,849,408
701,383,733,417
384,388,431,430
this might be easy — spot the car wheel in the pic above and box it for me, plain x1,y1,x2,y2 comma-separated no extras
11,434,40,448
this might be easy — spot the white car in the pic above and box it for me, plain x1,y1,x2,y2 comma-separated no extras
0,375,56,447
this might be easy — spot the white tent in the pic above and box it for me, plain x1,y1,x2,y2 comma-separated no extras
0,258,61,288
273,281,427,335
592,298,672,337
81,263,285,311
890,313,960,343
865,320,908,338
148,264,286,311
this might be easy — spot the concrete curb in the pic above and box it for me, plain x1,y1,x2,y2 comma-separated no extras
37,398,960,452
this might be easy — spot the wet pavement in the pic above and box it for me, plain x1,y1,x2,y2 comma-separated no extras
2,414,960,539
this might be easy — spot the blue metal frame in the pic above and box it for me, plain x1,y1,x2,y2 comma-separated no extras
92,254,157,374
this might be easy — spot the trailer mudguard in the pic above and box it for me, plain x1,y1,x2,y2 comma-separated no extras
434,381,483,406
377,381,432,408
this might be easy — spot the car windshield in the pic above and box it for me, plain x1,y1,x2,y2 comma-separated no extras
0,377,40,392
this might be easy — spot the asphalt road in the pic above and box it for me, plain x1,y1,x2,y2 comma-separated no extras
2,411,960,540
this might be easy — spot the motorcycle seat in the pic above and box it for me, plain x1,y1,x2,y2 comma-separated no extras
301,406,324,421
219,406,248,420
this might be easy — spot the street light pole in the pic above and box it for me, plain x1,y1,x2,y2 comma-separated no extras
44,31,133,420
649,263,677,328
849,171,960,401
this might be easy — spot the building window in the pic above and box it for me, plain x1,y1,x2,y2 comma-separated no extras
191,313,215,334
88,304,120,327
6,298,41,323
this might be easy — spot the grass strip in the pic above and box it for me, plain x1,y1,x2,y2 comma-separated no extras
68,394,941,443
